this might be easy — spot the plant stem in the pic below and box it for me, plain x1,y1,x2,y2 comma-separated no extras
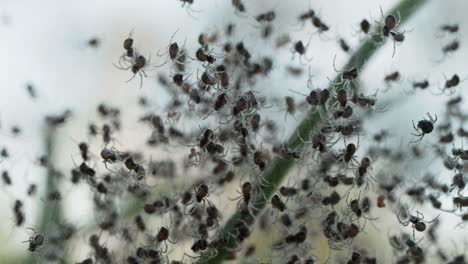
38,127,62,239
24,126,65,264
203,0,428,263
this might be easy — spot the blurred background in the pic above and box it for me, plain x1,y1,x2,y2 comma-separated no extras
1,0,468,263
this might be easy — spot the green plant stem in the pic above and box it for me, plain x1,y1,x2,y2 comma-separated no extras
203,0,428,263
39,127,62,240
24,126,65,264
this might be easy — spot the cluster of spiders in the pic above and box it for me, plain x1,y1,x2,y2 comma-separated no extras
4,1,468,263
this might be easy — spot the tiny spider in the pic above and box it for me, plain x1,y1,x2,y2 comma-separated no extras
114,52,151,88
23,228,45,252
411,113,437,143
396,209,438,239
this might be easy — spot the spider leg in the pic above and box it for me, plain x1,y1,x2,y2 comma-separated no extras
125,71,138,82
184,253,200,259
412,120,419,131
118,54,133,67
396,210,410,226
332,54,342,73
410,132,422,137
154,58,168,68
138,71,144,88
425,214,440,224
410,134,424,143
161,241,168,253
113,62,131,71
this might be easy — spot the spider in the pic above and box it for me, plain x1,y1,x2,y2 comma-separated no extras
291,38,313,65
23,228,44,252
114,52,151,88
375,7,407,57
187,148,203,167
155,29,187,68
396,208,439,240
411,113,437,143
100,147,121,171
331,55,359,87
154,223,178,253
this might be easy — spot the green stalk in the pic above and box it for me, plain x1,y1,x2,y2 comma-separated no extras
24,125,65,264
203,0,428,263
38,126,62,242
